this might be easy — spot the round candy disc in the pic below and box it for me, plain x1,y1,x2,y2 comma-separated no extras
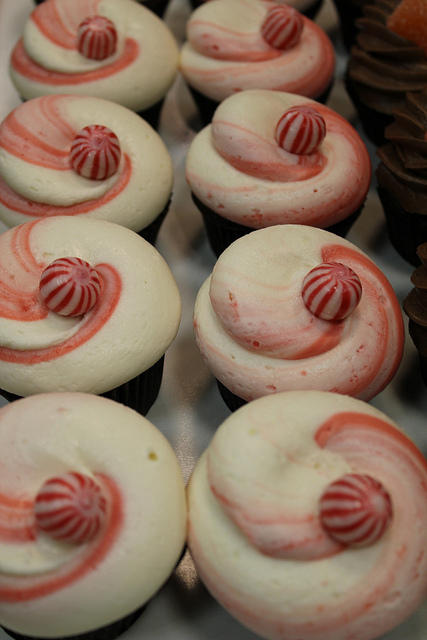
276,105,326,155
261,5,304,50
77,15,117,60
40,257,101,317
302,262,362,321
70,124,121,180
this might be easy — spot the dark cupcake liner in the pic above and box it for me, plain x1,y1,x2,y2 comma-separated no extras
217,380,247,412
331,0,365,50
345,71,394,147
137,197,171,245
187,81,334,130
0,355,165,416
377,185,427,267
2,604,146,640
136,98,165,131
192,193,364,257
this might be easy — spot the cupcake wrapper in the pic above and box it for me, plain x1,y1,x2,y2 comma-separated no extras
138,197,171,245
0,356,165,416
377,185,427,266
192,193,364,257
217,380,247,413
136,98,165,131
188,81,334,129
2,604,146,640
345,71,394,147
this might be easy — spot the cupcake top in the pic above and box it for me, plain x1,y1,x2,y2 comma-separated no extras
188,390,427,640
179,0,335,103
403,242,427,355
0,392,187,637
186,90,371,228
0,95,173,232
376,89,427,216
9,0,179,112
347,0,427,117
0,216,181,397
193,224,404,402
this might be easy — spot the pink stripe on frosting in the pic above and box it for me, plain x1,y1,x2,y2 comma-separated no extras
30,0,102,50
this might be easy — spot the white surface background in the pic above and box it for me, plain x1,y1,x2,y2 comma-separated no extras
0,0,426,638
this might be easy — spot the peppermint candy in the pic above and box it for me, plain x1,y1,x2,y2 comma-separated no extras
302,262,362,321
34,472,107,544
276,105,326,155
319,474,393,547
70,124,121,180
39,257,101,317
261,5,304,50
77,15,117,60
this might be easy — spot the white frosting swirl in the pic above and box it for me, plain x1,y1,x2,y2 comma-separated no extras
179,0,335,103
0,95,173,231
9,0,179,112
186,90,371,228
0,216,181,397
193,225,404,402
0,392,187,637
188,390,427,640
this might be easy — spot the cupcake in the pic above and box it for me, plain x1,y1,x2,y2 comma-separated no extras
193,224,404,410
33,0,172,18
186,90,371,257
402,243,427,386
0,216,181,415
9,0,179,130
179,0,335,126
0,95,174,244
376,89,427,266
188,0,325,20
187,390,427,640
346,0,427,147
0,392,187,640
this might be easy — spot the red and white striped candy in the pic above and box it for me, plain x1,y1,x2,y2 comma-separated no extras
276,105,326,155
319,474,393,547
77,15,117,60
302,262,362,321
39,257,101,317
34,472,107,544
261,5,303,50
70,124,121,180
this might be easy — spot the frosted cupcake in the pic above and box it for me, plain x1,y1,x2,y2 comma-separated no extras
186,90,371,256
0,216,181,415
346,0,427,146
0,392,187,640
193,225,404,409
403,243,427,386
189,0,325,20
188,390,427,640
34,0,171,18
9,0,179,129
0,95,173,244
376,89,427,266
180,0,335,126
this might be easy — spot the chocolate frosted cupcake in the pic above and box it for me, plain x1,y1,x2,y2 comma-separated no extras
376,90,427,265
403,243,427,386
346,0,427,146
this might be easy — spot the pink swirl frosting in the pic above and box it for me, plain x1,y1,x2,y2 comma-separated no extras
180,0,335,102
194,225,404,401
188,392,427,640
187,91,371,228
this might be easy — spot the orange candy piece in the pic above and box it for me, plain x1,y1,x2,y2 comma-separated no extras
387,0,427,56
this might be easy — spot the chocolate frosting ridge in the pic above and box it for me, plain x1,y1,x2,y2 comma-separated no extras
376,90,427,213
403,244,427,354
